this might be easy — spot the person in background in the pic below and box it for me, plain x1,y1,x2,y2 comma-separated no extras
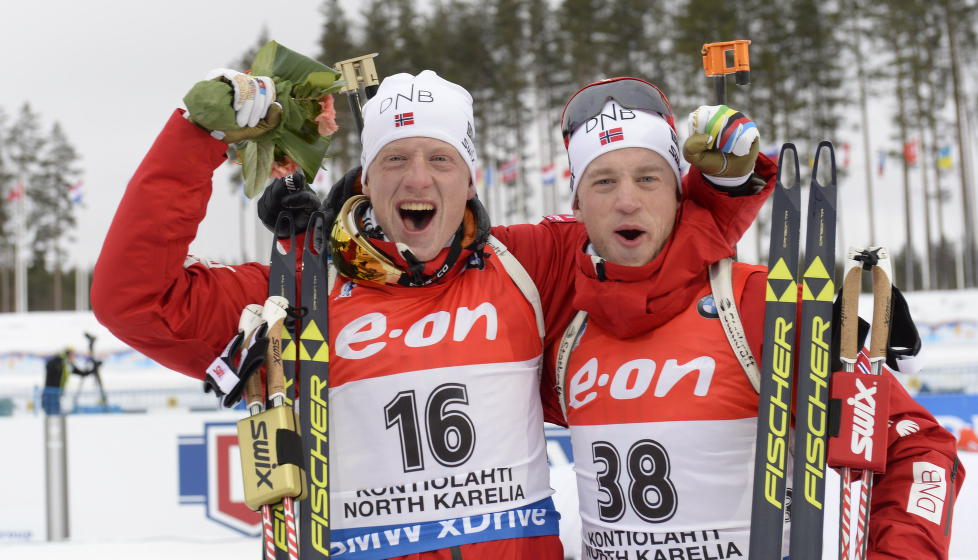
42,347,91,414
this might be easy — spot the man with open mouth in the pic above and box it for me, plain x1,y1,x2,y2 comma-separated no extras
554,78,964,560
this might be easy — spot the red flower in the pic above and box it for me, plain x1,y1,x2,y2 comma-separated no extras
270,156,300,178
315,94,339,136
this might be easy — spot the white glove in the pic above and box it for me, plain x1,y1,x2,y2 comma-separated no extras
205,68,278,128
687,105,759,157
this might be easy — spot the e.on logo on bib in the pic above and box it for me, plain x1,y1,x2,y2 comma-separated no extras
568,356,715,409
336,302,498,360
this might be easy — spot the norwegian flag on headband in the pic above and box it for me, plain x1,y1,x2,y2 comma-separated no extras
394,112,415,127
599,127,624,146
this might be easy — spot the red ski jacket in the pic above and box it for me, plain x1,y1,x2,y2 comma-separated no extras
92,110,769,560
547,194,965,557
92,110,769,427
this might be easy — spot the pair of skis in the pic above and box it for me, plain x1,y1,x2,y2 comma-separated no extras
229,212,331,560
258,214,333,560
749,141,838,560
748,142,894,559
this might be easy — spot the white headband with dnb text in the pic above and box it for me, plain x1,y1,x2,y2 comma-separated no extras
360,70,478,184
567,101,682,195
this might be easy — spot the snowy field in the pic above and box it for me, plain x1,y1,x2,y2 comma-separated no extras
1,288,977,559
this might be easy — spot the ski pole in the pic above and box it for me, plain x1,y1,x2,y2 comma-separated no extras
334,53,380,136
701,40,751,105
699,40,752,259
834,247,893,560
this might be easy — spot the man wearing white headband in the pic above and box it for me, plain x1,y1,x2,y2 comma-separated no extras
554,78,963,560
93,63,780,560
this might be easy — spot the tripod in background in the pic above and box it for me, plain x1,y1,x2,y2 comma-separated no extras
72,332,108,412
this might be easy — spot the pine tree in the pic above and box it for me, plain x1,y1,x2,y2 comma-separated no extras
0,108,13,312
527,0,566,214
670,0,740,106
319,0,360,173
4,104,46,310
556,0,605,87
488,0,532,222
29,123,80,309
360,0,406,74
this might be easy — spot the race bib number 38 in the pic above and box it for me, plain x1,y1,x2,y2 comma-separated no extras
572,419,757,559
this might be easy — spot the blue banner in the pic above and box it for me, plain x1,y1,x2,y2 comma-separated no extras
330,497,560,559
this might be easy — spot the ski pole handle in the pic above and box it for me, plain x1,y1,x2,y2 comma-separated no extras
839,264,863,366
701,40,751,105
335,53,380,137
244,364,265,414
262,296,290,406
869,255,893,363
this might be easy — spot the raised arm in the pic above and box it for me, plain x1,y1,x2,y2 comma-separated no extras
92,110,270,378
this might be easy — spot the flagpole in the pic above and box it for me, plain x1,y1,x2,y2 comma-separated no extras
74,265,89,311
15,179,27,313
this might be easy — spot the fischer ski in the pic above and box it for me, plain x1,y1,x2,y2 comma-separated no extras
789,141,838,560
268,215,301,560
749,142,802,559
297,211,332,558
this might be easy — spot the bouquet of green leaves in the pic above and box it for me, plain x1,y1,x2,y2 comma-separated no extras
187,41,345,197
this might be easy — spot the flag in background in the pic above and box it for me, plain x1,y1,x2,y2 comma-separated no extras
938,145,953,170
903,140,918,166
541,162,556,186
6,181,24,202
484,162,494,189
69,181,84,205
761,145,780,161
877,150,886,176
500,157,519,183
841,142,851,168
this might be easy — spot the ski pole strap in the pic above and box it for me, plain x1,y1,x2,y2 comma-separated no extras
262,296,290,405
206,303,270,408
485,235,545,340
555,310,589,422
826,369,891,473
869,257,893,362
708,258,761,392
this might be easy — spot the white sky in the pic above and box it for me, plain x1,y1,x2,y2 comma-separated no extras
4,1,978,278
3,0,331,268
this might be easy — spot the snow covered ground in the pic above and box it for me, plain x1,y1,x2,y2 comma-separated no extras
2,453,977,560
1,288,976,559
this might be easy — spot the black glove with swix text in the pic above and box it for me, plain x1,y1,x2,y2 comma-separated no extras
257,171,321,238
257,166,363,239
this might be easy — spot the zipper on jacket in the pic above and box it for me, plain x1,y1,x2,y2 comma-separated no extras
944,456,960,536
